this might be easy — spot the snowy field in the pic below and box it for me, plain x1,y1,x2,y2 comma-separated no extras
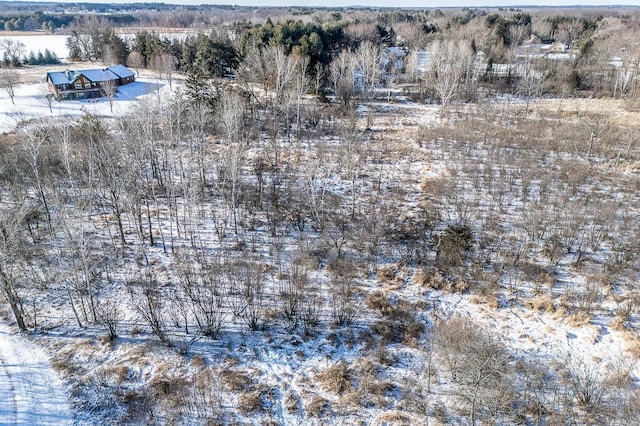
0,77,165,134
0,34,171,133
0,34,70,59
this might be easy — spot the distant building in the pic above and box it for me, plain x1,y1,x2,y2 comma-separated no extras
46,64,135,100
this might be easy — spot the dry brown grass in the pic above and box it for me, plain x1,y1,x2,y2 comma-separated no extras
305,395,330,418
284,390,300,414
525,295,556,313
610,315,633,332
470,293,500,309
344,357,394,408
375,410,413,424
238,390,265,415
220,369,253,392
413,266,446,290
566,311,592,327
414,266,469,293
316,360,352,395
190,354,207,368
369,299,425,346
533,98,640,128
376,262,407,287
113,365,130,383
366,290,391,313
618,331,640,357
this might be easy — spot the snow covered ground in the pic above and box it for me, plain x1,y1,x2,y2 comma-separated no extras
0,77,165,134
0,33,171,133
0,36,638,422
0,322,72,425
0,34,70,60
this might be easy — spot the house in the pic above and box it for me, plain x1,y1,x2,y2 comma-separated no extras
46,64,135,100
381,46,407,75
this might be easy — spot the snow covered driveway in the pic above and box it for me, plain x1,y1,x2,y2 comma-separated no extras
0,322,72,425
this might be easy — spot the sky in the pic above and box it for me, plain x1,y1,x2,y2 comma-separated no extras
9,0,640,7
183,0,640,5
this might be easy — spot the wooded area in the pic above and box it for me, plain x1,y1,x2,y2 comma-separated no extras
1,3,640,425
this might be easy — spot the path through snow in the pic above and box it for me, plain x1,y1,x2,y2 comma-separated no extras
0,322,72,425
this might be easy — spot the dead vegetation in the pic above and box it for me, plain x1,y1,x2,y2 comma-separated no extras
2,5,640,425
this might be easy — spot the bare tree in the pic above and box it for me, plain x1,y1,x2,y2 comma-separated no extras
354,41,382,102
229,260,268,332
329,49,356,108
150,52,177,90
39,83,54,113
394,21,429,51
174,253,225,338
435,316,513,425
95,298,121,341
0,38,26,65
78,114,130,246
127,51,144,77
278,256,308,328
101,43,116,66
130,270,170,345
428,39,473,117
218,87,243,144
293,55,310,140
0,208,28,331
101,78,118,113
328,258,357,325
0,66,20,105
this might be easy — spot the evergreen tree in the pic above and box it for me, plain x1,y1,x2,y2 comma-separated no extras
185,68,218,108
28,51,37,65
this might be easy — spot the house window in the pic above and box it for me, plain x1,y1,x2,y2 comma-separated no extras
74,82,83,90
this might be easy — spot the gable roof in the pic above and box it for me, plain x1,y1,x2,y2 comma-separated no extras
107,64,135,79
82,68,118,83
47,70,78,85
47,65,134,86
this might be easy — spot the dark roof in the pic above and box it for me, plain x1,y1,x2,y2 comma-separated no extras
47,65,134,86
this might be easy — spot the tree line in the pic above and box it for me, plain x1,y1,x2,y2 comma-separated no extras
62,8,640,103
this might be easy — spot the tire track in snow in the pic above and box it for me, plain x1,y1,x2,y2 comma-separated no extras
0,322,72,425
0,353,18,425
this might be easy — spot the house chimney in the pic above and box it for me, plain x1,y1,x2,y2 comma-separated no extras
65,69,70,80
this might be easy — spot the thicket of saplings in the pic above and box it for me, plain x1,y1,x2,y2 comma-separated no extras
1,8,640,426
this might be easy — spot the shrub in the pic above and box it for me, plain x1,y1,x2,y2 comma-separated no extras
190,354,207,368
435,224,473,268
220,370,253,392
305,396,330,418
366,290,391,312
371,299,425,346
414,266,447,290
238,390,265,415
317,360,352,394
